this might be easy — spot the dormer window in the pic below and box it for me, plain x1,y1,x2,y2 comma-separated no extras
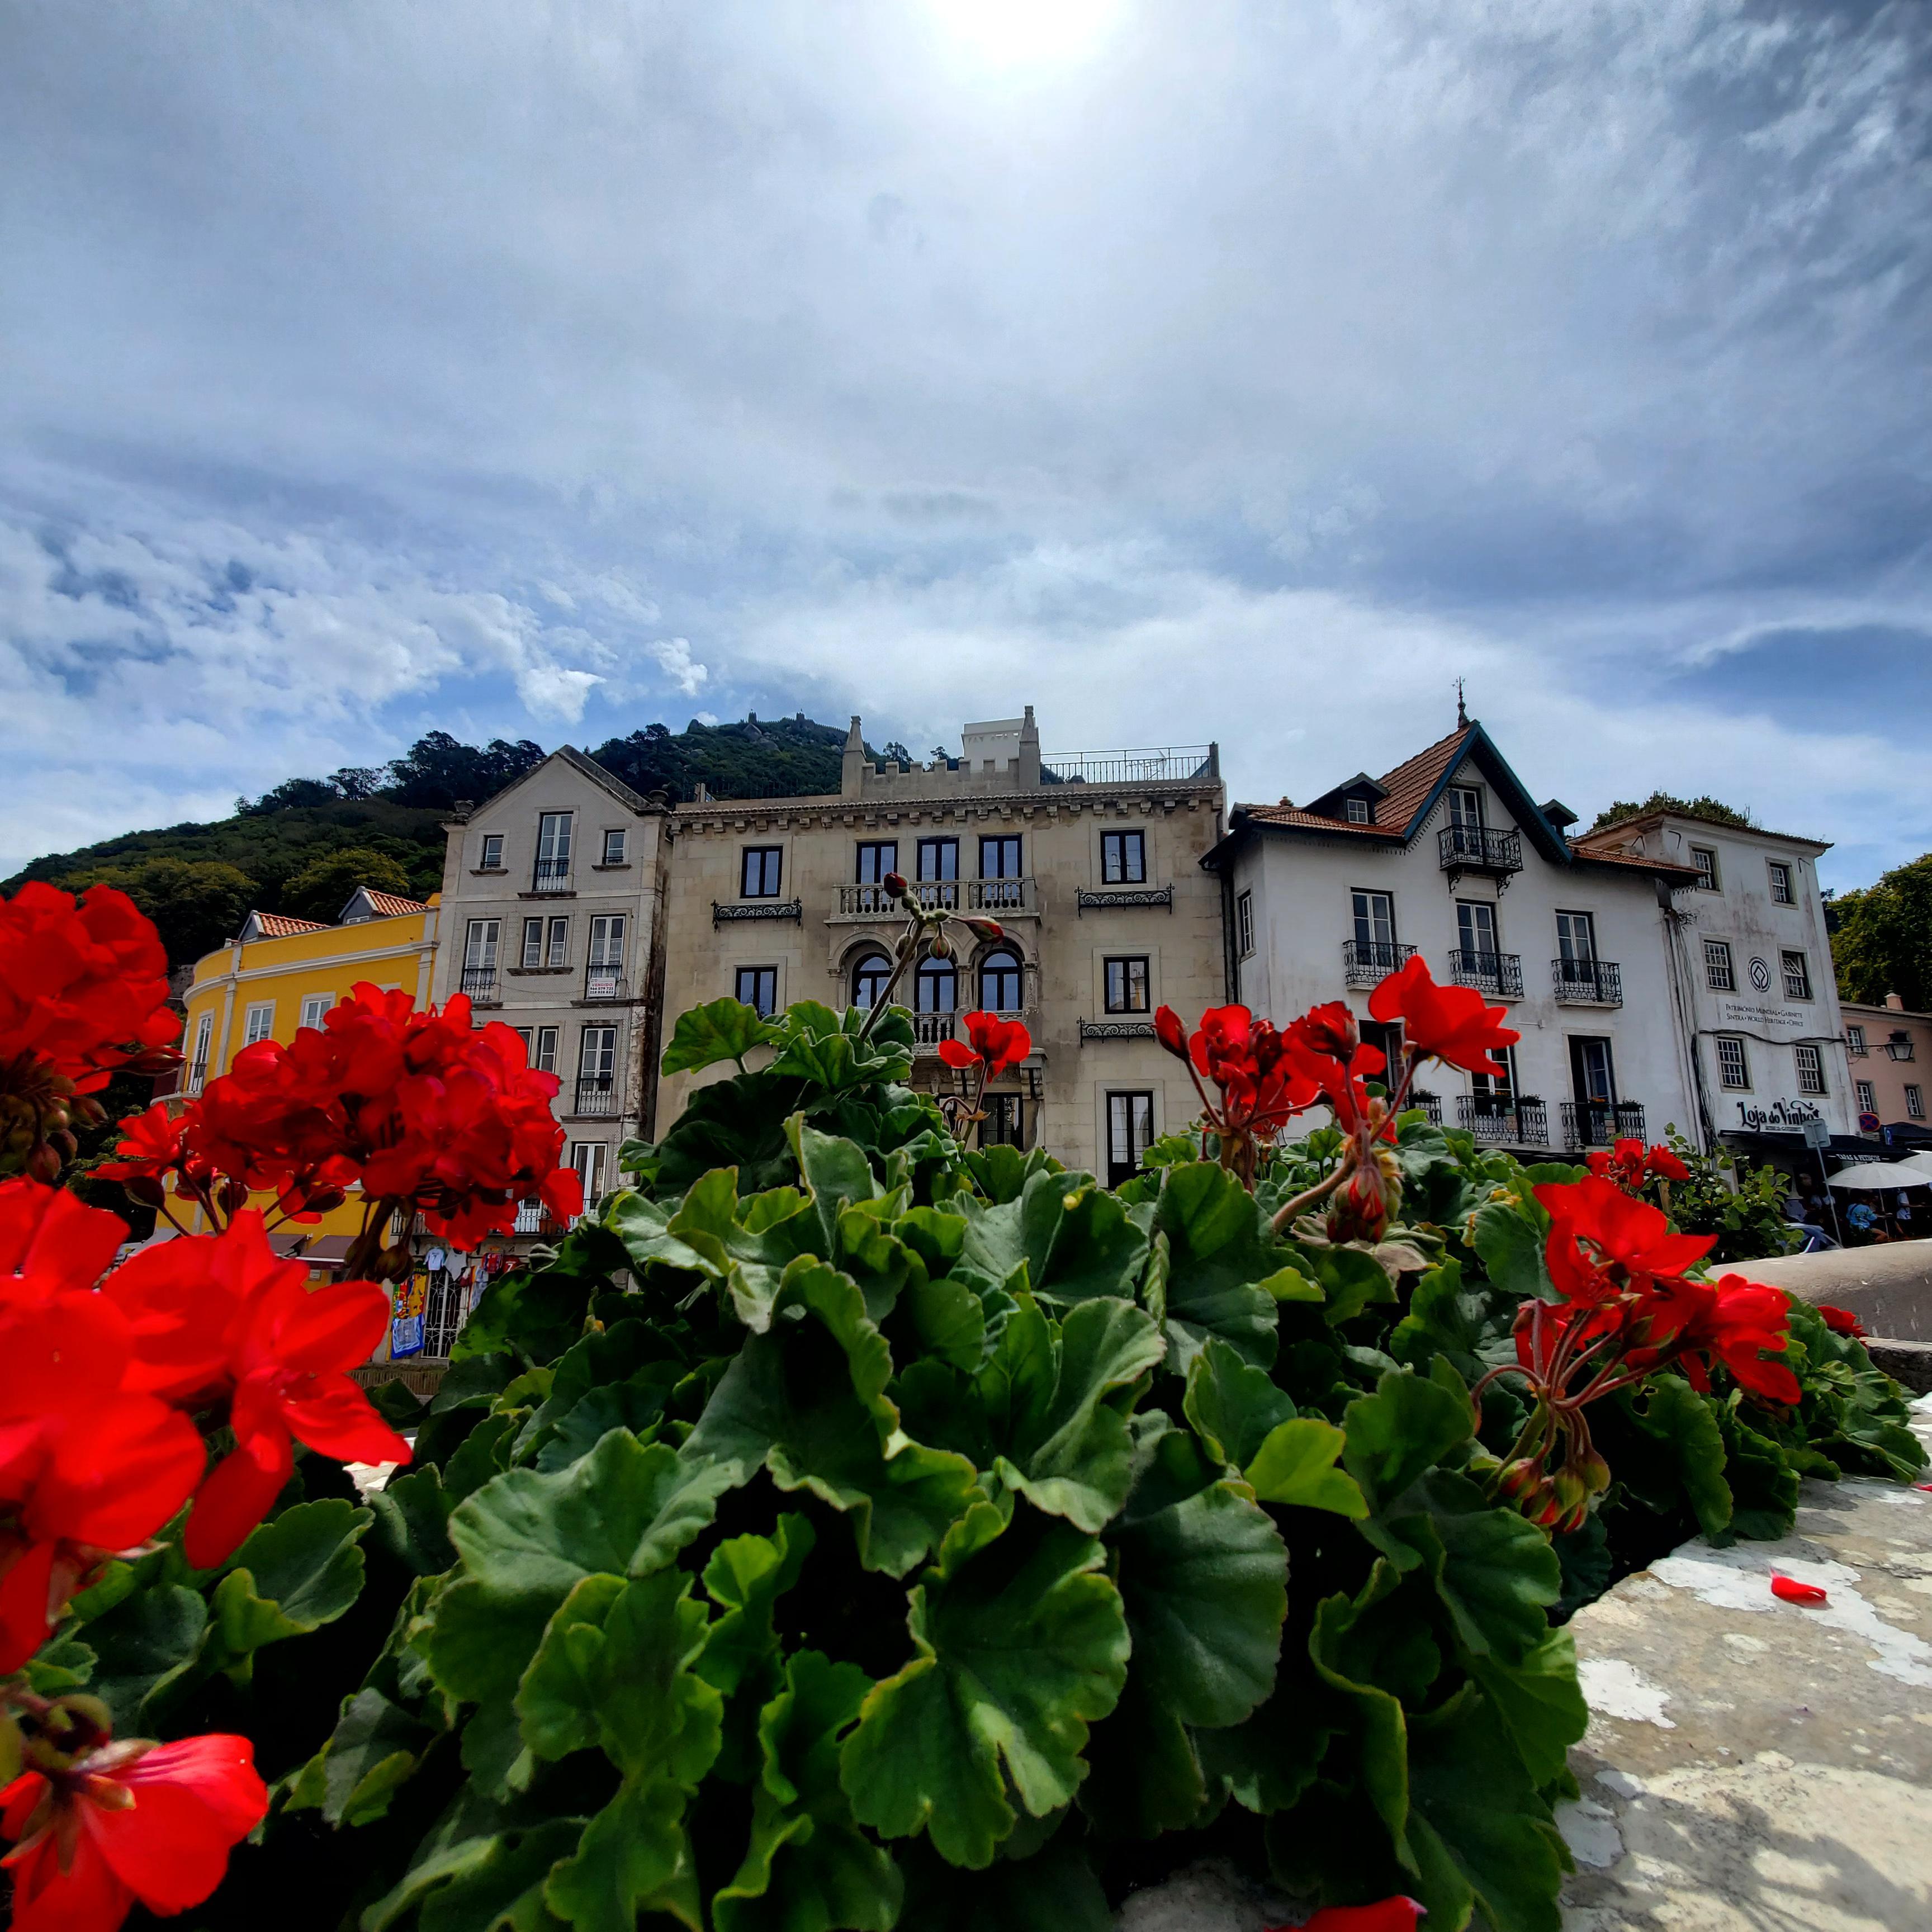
1346,797,1371,825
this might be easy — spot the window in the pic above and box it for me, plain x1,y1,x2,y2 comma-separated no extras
741,847,783,898
1781,950,1813,1001
915,955,956,1015
576,1026,618,1111
851,951,892,1010
463,918,500,995
569,1142,608,1211
856,841,898,883
1855,1079,1876,1115
980,835,1022,879
981,1094,1024,1149
980,948,1025,1012
586,916,624,996
243,1001,276,1046
1555,911,1596,964
1846,1023,1867,1056
1715,1035,1750,1090
1101,830,1146,884
1104,956,1150,1014
479,832,504,870
1237,888,1254,958
1907,1084,1925,1120
1448,787,1484,831
602,828,627,865
1456,899,1498,967
536,812,572,886
1345,797,1370,825
1469,1042,1517,1104
1571,1037,1617,1109
1703,939,1735,992
423,1272,467,1359
1794,1044,1826,1096
1106,1091,1154,1188
1690,845,1719,891
1767,860,1792,905
528,1025,559,1074
735,967,778,1017
916,837,958,882
521,918,543,967
299,993,332,1032
188,1011,214,1091
1351,889,1394,957
545,917,569,968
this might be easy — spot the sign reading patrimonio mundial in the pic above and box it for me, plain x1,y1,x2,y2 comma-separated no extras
1716,996,1810,1039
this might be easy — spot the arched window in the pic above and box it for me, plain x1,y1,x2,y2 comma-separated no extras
851,951,892,1010
979,948,1024,1013
915,955,956,1014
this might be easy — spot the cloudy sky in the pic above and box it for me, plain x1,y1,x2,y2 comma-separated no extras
4,0,1929,887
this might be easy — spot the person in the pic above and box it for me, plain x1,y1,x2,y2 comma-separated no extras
1784,1181,1838,1253
1845,1197,1877,1240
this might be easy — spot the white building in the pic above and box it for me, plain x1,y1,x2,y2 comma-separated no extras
1572,808,1854,1148
1206,718,1707,1155
430,748,674,1209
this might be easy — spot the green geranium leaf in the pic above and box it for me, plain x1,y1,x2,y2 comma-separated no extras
1382,1472,1561,1664
1467,1627,1589,1789
418,1820,586,1932
768,1001,914,1091
788,1117,882,1247
1342,1366,1474,1512
956,1170,1149,1309
367,1465,457,1578
699,1515,815,1697
983,1294,1167,1532
841,1502,1130,1868
1614,1374,1732,1537
1183,1336,1298,1471
654,1069,809,1196
1245,1418,1368,1519
1300,1242,1397,1326
208,1498,372,1668
898,1834,1112,1932
304,1687,436,1827
84,1583,208,1733
1306,1573,1410,1844
714,1649,902,1932
961,1143,1063,1205
1470,1189,1557,1303
1150,1163,1283,1373
546,1775,703,1932
661,996,783,1076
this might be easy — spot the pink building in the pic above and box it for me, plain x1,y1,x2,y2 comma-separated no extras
1841,993,1931,1143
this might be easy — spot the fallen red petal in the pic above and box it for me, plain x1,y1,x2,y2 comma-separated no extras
1770,1573,1829,1606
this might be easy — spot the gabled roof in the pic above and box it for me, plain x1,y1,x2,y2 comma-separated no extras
239,911,330,941
339,888,428,922
456,745,661,823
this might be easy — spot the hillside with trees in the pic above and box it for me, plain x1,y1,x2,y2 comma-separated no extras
6,713,869,967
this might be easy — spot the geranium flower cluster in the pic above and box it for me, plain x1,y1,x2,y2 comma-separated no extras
0,884,181,1182
1478,1175,1797,1531
0,1181,411,1668
102,982,582,1279
1585,1135,1690,1196
1157,955,1519,1233
937,1009,1034,1143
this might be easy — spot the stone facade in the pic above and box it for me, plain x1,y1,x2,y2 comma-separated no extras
429,747,674,1206
654,711,1229,1180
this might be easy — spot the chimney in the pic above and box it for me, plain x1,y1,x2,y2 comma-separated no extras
1019,704,1041,788
1885,992,1906,1011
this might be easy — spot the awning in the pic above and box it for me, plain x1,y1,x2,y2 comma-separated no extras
1825,1161,1932,1190
268,1233,356,1265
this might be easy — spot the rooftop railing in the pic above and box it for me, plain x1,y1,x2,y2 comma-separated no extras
1041,746,1216,787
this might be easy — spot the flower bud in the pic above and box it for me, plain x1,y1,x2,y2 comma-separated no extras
929,935,952,961
1580,1448,1612,1494
125,1175,167,1208
1154,1005,1189,1060
1557,1499,1592,1535
883,871,907,899
1552,1467,1588,1513
963,916,1004,941
1497,1456,1540,1500
219,1178,252,1216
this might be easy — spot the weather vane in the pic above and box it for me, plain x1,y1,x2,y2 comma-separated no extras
1455,677,1468,728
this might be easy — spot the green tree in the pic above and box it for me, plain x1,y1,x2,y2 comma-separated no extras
281,846,414,925
59,855,258,966
1831,853,1932,1011
1589,790,1755,833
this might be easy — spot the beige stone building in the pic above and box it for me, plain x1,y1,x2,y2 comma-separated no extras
429,747,674,1209
655,711,1229,1180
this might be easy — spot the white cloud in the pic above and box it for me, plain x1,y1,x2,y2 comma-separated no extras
646,637,709,697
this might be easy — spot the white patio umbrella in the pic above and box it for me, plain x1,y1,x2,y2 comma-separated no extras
1826,1161,1932,1189
1889,1150,1932,1182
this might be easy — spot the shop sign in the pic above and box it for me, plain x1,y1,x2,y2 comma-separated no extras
1734,1097,1824,1129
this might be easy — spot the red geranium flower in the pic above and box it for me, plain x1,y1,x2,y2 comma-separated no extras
1818,1304,1867,1339
0,1176,127,1291
1,1732,267,1932
0,884,179,1093
1675,1275,1803,1405
1367,954,1517,1077
102,1213,411,1567
1267,1898,1426,1932
1535,1176,1715,1304
1586,1137,1689,1192
937,1010,1031,1079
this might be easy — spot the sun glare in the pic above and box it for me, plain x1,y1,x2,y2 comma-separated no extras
927,0,1119,72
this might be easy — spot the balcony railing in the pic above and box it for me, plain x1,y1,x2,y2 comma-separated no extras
1342,938,1417,987
1438,825,1522,876
460,967,499,1001
1456,1096,1550,1146
573,1077,620,1117
1561,1100,1646,1149
1448,949,1524,999
1407,1090,1443,1126
1042,746,1215,787
1552,958,1623,1006
583,966,628,1002
513,1200,570,1238
836,878,1035,917
531,859,573,894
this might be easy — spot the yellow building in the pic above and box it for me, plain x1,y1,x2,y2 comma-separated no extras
173,889,442,1308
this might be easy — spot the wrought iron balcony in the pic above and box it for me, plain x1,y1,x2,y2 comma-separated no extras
836,878,1034,917
1561,1100,1646,1149
531,859,573,894
583,966,628,1002
513,1200,569,1238
1342,938,1417,987
1407,1090,1443,1126
1448,949,1523,999
460,967,499,1002
573,1077,620,1117
1438,825,1522,878
1456,1096,1550,1145
714,898,802,925
1552,958,1622,1006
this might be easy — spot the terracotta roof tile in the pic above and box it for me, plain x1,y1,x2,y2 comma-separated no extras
356,891,428,917
1244,725,1473,839
248,912,330,938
